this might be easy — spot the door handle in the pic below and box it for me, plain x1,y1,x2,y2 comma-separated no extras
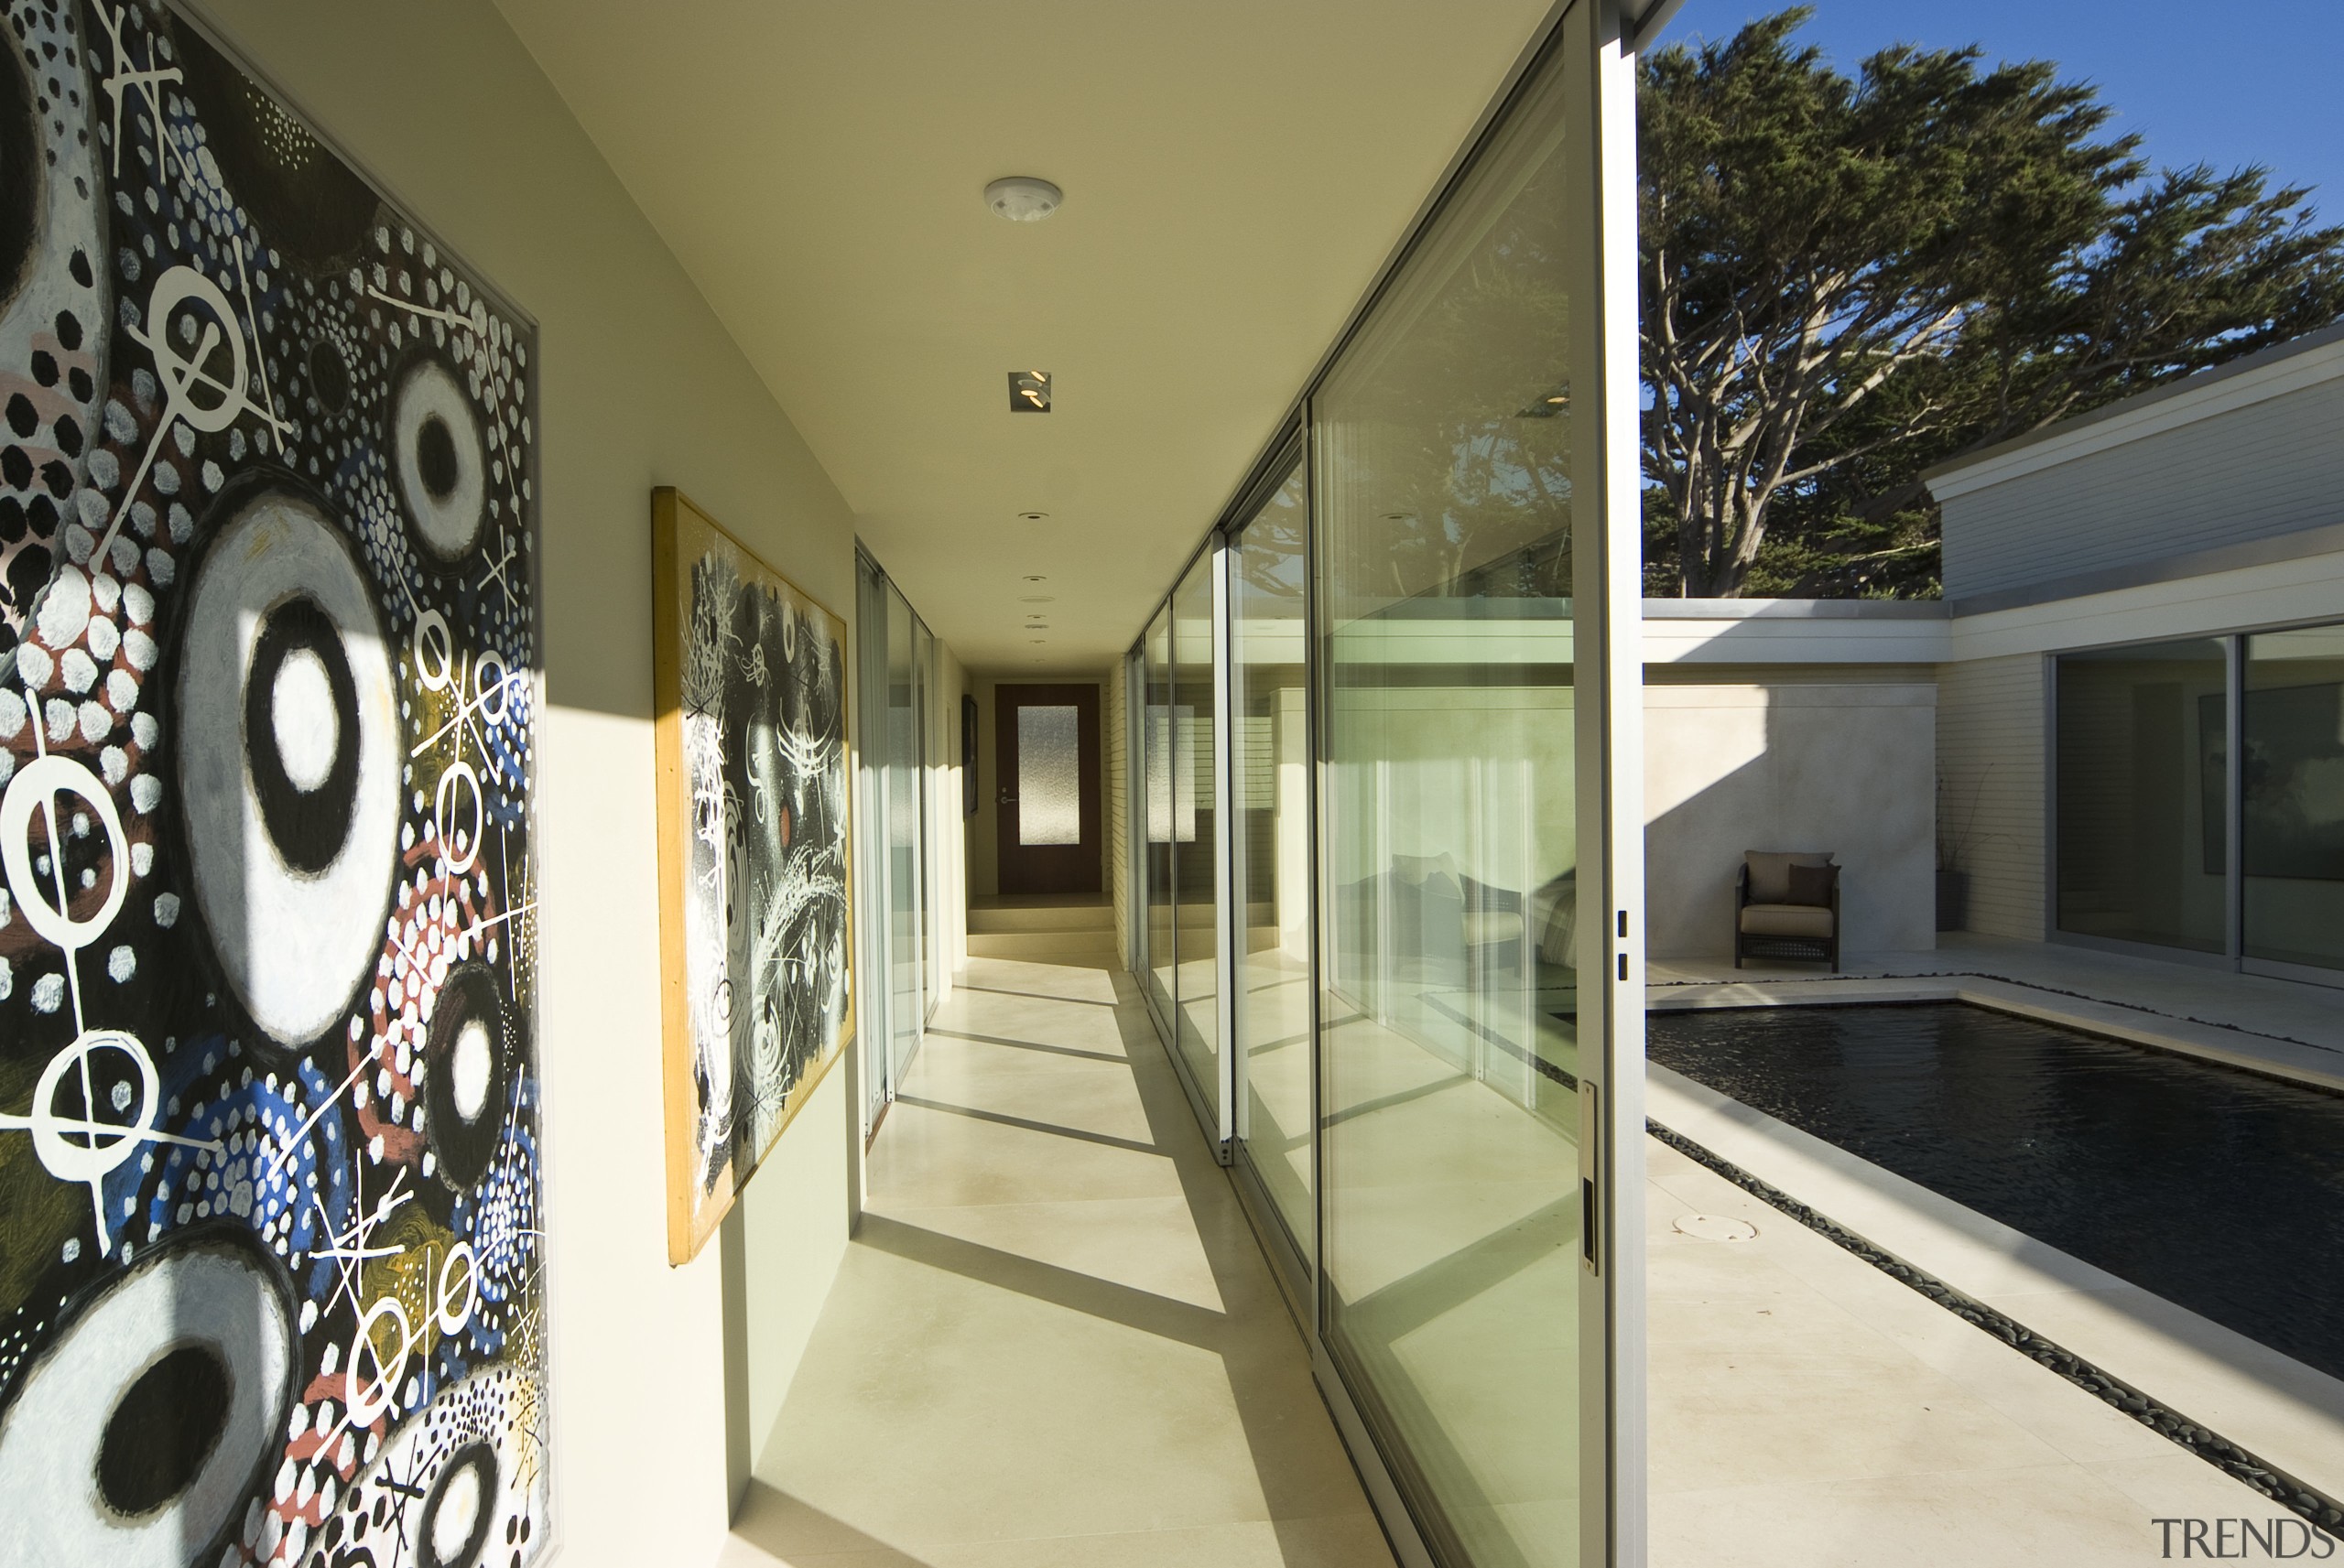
998,789,1016,805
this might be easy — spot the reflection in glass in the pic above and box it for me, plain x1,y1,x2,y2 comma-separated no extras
2244,622,2344,971
1145,603,1177,1026
1172,548,1221,1124
1316,47,1583,1568
1016,705,1082,846
1232,468,1314,1256
2056,640,2229,954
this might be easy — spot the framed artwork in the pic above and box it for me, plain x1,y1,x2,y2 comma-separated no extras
0,5,549,1564
651,490,852,1264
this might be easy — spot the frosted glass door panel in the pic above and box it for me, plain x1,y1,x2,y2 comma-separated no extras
1017,705,1082,845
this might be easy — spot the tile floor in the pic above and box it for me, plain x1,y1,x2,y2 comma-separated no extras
722,952,1394,1568
728,936,2327,1567
1643,1111,2286,1567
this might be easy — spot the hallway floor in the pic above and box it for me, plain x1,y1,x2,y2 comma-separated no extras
724,954,1395,1568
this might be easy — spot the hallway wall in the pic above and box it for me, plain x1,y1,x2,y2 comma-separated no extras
192,3,859,1562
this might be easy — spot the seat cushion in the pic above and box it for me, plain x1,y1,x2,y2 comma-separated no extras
1745,851,1835,905
1461,911,1524,946
1740,903,1835,938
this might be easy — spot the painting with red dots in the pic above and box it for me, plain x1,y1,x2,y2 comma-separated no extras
0,4,549,1563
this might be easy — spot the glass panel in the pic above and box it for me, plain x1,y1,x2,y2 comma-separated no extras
1232,467,1314,1252
855,557,893,1126
2244,622,2344,971
1145,603,1177,1024
1316,45,1583,1568
887,581,924,1084
1173,547,1221,1124
1016,705,1082,845
2056,640,2228,954
919,617,945,1012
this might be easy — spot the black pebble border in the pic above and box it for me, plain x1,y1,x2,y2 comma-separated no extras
1646,1116,2344,1539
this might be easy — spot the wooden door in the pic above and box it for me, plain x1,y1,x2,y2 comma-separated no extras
995,684,1102,894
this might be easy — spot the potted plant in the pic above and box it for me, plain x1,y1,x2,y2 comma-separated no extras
1935,768,1989,932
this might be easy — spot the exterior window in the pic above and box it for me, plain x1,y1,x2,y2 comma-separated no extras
2055,640,2230,954
2243,622,2344,972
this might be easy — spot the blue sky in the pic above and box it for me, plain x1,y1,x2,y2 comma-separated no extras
1656,1,2344,220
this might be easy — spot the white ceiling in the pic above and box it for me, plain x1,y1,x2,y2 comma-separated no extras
494,0,1558,669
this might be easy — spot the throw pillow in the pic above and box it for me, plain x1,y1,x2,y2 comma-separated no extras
1786,862,1838,907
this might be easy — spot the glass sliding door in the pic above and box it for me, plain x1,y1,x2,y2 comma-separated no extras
886,581,927,1087
1232,464,1314,1257
1171,546,1225,1132
1106,6,1641,1558
854,548,940,1131
2056,640,2230,954
917,617,945,1014
855,556,893,1131
1314,26,1598,1568
2243,622,2344,974
1144,601,1177,1029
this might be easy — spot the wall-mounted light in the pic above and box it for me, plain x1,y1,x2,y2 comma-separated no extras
985,176,1063,222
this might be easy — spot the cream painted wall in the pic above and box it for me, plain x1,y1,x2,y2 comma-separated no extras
187,3,859,1561
1645,683,1938,957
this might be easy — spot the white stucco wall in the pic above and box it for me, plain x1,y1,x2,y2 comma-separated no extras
1645,683,1938,957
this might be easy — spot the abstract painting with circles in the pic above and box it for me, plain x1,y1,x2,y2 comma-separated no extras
0,5,549,1568
651,489,850,1265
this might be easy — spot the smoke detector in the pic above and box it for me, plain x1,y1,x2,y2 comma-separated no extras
985,177,1063,222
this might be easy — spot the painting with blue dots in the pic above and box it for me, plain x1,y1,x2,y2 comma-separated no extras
0,5,550,1566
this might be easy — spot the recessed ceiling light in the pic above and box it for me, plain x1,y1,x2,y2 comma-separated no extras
1018,595,1055,603
1023,575,1047,582
985,176,1063,222
1010,371,1051,413
1017,511,1048,522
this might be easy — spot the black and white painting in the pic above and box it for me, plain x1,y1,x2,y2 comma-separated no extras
0,5,548,1564
654,492,848,1262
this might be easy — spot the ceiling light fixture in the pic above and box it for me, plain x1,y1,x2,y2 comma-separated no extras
1010,370,1051,413
985,176,1063,222
1017,511,1048,522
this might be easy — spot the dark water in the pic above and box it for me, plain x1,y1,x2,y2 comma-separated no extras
1647,1003,2344,1380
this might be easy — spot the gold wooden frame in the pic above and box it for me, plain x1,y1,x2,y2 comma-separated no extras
652,487,854,1263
